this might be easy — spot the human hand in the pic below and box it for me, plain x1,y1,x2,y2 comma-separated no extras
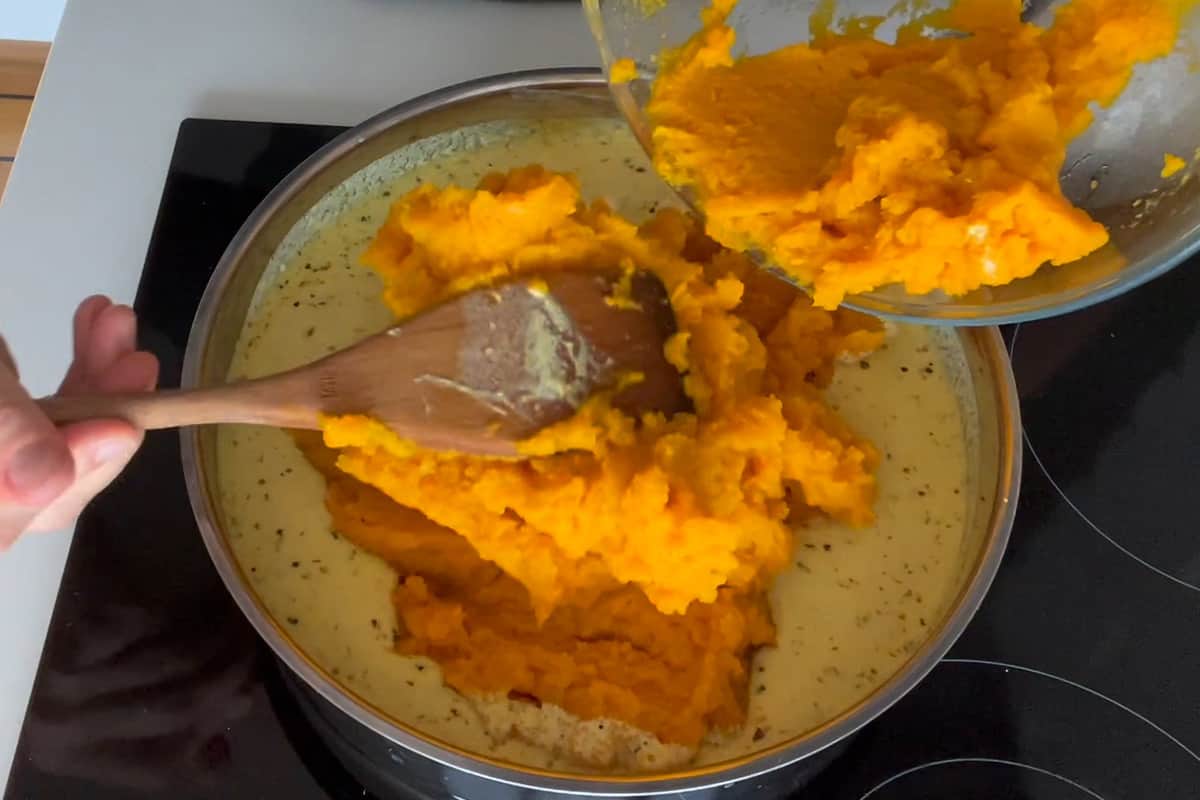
1,295,158,548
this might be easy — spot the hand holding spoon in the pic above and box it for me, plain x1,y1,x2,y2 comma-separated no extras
36,271,689,457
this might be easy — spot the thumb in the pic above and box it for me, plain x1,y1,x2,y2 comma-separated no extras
26,420,142,534
0,353,76,546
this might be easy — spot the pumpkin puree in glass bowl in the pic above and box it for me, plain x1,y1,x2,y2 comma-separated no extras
622,0,1194,308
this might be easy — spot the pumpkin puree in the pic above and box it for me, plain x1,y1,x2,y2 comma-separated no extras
639,0,1191,308
295,432,776,748
303,166,883,746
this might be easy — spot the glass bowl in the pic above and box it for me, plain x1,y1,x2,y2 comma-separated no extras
583,0,1200,325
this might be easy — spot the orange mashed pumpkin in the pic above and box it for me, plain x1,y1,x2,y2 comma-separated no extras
295,431,775,748
641,0,1191,308
301,167,884,747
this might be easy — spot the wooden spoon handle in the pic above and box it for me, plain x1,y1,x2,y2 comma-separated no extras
36,376,321,431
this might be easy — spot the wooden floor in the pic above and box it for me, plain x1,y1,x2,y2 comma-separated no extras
0,40,50,199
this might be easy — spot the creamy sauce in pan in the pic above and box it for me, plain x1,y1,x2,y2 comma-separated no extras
215,118,972,771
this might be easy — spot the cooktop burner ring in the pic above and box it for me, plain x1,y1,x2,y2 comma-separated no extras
845,657,1200,800
859,757,1108,799
1009,324,1200,596
945,658,1200,763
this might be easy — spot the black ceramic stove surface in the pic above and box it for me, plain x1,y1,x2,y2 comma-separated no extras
5,119,1200,800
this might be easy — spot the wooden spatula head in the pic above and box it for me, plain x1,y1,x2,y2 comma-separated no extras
314,270,690,455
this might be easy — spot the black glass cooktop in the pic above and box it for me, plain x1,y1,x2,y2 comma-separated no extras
5,118,1199,800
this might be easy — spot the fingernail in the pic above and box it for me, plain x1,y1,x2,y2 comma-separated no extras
6,440,72,498
89,438,136,470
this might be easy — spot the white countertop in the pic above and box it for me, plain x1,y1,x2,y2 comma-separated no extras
0,0,595,788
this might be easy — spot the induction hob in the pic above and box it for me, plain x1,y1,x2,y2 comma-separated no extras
4,118,1198,800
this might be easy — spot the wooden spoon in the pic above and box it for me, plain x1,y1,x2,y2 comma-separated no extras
36,270,689,457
